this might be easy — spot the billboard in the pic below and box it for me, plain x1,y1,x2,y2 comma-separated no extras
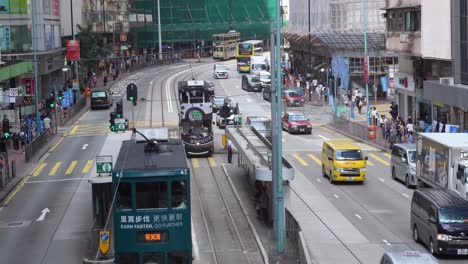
66,40,80,61
416,135,450,188
0,0,9,14
9,0,28,14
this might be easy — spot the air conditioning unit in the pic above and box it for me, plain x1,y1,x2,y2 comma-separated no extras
440,77,454,85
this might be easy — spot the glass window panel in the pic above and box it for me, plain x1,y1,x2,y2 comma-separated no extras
168,250,190,264
117,252,139,264
143,252,164,264
172,180,188,209
136,182,168,209
117,182,132,210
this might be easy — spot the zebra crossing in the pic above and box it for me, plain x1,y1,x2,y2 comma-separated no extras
31,159,95,178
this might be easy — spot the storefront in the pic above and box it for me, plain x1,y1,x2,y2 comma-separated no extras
394,72,415,121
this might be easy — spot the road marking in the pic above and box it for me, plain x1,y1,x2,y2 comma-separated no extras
307,154,322,166
334,194,340,199
355,214,363,220
36,208,50,222
70,125,79,135
320,126,333,133
292,154,308,166
382,239,391,246
82,144,88,150
318,135,329,140
66,161,78,175
282,139,286,142
2,176,30,205
50,137,64,152
316,178,322,183
166,75,176,112
208,157,216,167
297,137,313,142
168,64,187,70
369,153,390,166
246,98,252,103
26,178,86,183
383,153,391,158
33,163,47,177
366,160,375,166
191,220,200,261
402,193,410,199
192,158,200,168
379,178,385,183
82,160,94,174
49,162,62,176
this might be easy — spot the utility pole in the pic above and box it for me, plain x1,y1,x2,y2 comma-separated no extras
70,0,79,88
274,0,284,253
308,0,311,74
363,0,371,126
157,0,162,60
31,0,39,116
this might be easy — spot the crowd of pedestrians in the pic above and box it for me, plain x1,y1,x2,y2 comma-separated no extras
284,71,330,103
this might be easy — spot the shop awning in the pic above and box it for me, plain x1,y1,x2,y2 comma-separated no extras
424,80,468,110
0,62,33,82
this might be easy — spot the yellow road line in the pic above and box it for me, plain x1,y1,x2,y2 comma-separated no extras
2,176,30,206
49,162,62,176
50,137,64,152
70,125,79,135
66,161,78,175
320,126,333,133
292,154,308,166
383,153,391,159
192,158,199,168
208,157,216,167
307,154,322,166
369,153,390,166
33,163,47,177
82,160,94,174
366,160,375,166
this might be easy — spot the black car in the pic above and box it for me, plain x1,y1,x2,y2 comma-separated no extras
91,89,113,109
241,75,262,92
262,84,271,101
411,188,468,256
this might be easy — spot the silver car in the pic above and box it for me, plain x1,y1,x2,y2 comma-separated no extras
391,143,417,188
380,251,439,264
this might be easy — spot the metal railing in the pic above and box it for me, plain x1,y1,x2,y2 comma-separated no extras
57,97,87,127
285,208,314,264
25,127,56,162
329,114,388,148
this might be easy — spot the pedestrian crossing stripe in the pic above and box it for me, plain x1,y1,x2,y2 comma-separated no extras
33,163,47,177
383,153,391,159
49,162,62,176
366,160,375,166
307,154,321,166
368,153,390,166
292,154,308,166
191,158,199,168
82,160,94,174
208,157,216,167
66,161,78,175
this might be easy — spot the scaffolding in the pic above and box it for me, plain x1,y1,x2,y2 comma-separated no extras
282,0,386,53
132,0,275,48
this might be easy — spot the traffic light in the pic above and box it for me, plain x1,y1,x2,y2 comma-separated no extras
126,83,138,103
58,90,64,101
109,112,116,131
116,101,123,118
2,119,10,138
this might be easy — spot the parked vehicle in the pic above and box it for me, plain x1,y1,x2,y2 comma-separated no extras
411,188,468,256
282,89,304,107
321,140,368,184
90,89,113,109
262,84,271,101
391,143,417,188
213,64,229,79
241,75,262,92
379,251,439,264
246,116,272,141
281,112,312,134
416,133,468,199
256,70,271,88
250,55,269,75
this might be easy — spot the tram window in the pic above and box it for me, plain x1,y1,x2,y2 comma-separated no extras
117,182,132,210
117,252,139,264
143,252,164,264
136,182,168,209
172,180,187,209
168,250,190,264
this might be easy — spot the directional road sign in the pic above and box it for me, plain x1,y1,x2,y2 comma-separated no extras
96,155,113,174
99,230,110,255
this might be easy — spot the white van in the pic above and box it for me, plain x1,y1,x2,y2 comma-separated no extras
391,143,417,188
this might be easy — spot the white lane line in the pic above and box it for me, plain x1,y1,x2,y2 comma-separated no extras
318,135,330,140
379,178,385,183
166,75,174,112
402,193,410,198
282,139,286,142
246,98,252,103
82,144,88,150
355,214,363,220
168,64,187,70
316,178,322,183
297,136,313,142
334,194,340,199
382,239,391,246
191,220,200,261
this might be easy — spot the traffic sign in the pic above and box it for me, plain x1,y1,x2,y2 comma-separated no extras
96,155,113,174
9,88,19,97
115,118,127,131
99,230,110,255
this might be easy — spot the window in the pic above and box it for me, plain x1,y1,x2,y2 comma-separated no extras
117,252,139,264
135,182,168,209
116,182,132,210
172,180,187,209
143,252,164,264
91,91,107,98
391,146,401,157
169,251,191,264
405,11,421,31
335,150,363,161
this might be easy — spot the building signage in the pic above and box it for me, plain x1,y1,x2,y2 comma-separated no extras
394,72,415,92
53,0,59,16
0,0,9,14
66,40,80,61
0,25,11,51
118,213,184,230
9,0,28,14
24,79,35,95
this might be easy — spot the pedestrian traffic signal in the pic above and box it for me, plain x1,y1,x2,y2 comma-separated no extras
2,119,10,138
109,112,116,131
116,101,123,118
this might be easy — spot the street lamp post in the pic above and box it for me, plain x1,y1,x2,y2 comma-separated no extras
363,0,371,126
31,0,39,116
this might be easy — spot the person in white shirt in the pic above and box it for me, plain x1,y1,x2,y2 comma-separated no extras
354,87,359,96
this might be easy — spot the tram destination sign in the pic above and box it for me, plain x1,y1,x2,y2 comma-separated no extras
96,155,113,174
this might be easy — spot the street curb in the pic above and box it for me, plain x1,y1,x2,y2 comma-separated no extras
221,164,269,264
324,123,390,153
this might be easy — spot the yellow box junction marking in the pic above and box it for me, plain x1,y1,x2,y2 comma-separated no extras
33,163,47,177
70,125,79,135
192,158,200,168
369,153,390,166
366,160,375,166
383,153,391,159
66,161,78,175
292,154,308,166
49,162,62,176
82,160,94,174
208,157,216,167
307,154,322,166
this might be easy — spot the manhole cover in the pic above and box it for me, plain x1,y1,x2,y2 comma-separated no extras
5,221,31,228
8,221,24,227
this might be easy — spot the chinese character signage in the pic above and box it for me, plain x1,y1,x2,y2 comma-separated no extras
119,213,184,230
66,40,80,61
24,79,35,95
0,25,11,51
0,0,9,14
53,0,59,16
9,0,28,14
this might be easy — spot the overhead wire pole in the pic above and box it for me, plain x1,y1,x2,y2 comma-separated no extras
70,0,79,91
31,0,39,116
363,0,371,126
274,0,284,253
157,0,162,60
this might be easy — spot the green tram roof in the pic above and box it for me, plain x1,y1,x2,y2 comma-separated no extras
113,140,188,176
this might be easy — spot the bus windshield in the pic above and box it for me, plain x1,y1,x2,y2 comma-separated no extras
335,150,363,161
238,43,252,55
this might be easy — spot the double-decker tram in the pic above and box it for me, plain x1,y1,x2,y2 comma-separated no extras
212,30,240,60
178,80,214,156
113,129,191,264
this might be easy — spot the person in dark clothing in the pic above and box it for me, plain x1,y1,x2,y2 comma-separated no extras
12,132,20,151
227,139,233,163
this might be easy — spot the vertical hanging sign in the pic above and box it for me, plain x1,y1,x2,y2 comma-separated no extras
363,56,369,83
66,40,80,61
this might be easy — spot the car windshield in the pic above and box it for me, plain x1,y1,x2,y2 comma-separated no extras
284,91,298,97
409,151,416,163
250,77,261,83
216,65,228,71
289,114,307,121
251,120,271,130
439,207,468,224
92,91,106,98
260,74,271,80
335,150,363,160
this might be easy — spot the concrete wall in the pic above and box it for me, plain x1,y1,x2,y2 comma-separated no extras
421,0,451,60
386,33,421,56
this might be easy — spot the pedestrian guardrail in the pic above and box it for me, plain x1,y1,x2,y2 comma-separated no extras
329,114,388,148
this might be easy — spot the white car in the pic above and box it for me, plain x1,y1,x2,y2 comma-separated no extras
213,64,229,79
257,71,271,88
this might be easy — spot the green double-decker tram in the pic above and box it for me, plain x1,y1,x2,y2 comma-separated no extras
113,134,191,264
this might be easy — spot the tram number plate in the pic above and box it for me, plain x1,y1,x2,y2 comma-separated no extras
458,249,468,255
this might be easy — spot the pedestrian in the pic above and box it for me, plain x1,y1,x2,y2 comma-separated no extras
356,96,362,114
396,121,402,143
306,80,311,102
323,86,328,102
92,73,97,88
408,131,414,143
260,186,269,224
103,75,108,86
12,132,19,152
227,139,233,163
379,115,386,138
372,107,378,126
406,117,414,134
43,116,51,134
19,130,26,152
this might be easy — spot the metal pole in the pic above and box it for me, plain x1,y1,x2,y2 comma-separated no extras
308,0,311,74
102,0,106,33
363,0,371,126
269,19,278,240
31,0,39,115
275,0,284,253
157,0,162,60
70,0,79,87
132,104,135,129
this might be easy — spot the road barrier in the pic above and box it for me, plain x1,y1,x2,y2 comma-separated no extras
329,114,388,148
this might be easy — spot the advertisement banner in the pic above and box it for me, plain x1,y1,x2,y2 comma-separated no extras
380,76,388,92
0,25,11,51
66,40,80,61
0,0,9,14
53,0,59,16
24,79,35,95
9,0,28,14
45,25,52,49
